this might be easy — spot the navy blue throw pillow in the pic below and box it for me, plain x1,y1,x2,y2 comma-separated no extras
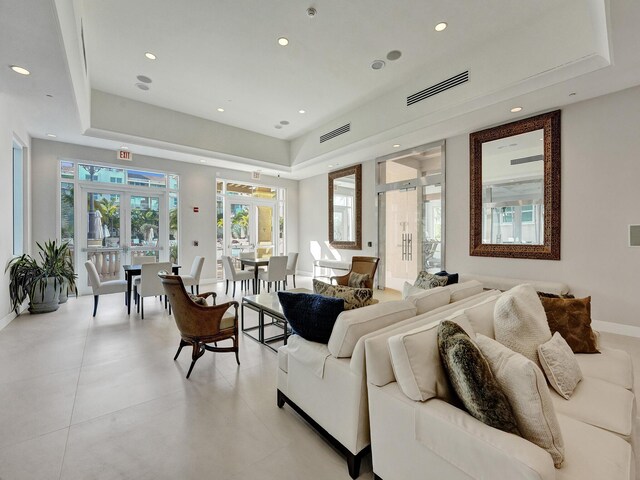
277,292,344,344
435,270,459,285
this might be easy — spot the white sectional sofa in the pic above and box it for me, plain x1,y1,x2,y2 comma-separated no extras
276,280,490,478
365,289,637,480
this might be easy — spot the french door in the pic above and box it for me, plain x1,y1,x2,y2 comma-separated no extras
78,186,166,294
225,200,276,260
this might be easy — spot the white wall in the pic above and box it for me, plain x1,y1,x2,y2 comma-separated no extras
446,85,640,327
30,140,298,284
298,160,378,275
0,94,32,326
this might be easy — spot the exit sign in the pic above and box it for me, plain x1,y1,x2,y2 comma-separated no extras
251,171,261,180
117,150,132,161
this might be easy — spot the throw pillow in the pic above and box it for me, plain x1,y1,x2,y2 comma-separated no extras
414,271,448,290
435,270,459,285
312,279,375,310
437,321,521,436
277,292,344,344
188,293,208,306
537,332,583,399
539,296,599,353
537,292,575,299
494,284,552,369
476,334,565,468
347,272,370,288
402,281,425,299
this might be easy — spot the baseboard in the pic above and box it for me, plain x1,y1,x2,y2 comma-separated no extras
0,307,21,332
199,277,224,285
592,320,640,338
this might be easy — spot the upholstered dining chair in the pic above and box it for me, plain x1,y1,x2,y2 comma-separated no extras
159,273,239,378
180,256,205,294
331,256,379,289
258,255,288,292
135,262,172,318
285,252,299,289
222,255,254,297
131,255,157,265
85,261,127,317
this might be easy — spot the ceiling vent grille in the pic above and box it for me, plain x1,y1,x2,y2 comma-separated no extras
407,71,469,106
320,123,350,143
511,155,543,166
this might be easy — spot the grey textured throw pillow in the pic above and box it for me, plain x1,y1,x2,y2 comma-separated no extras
415,271,448,290
312,279,374,310
188,293,208,306
437,321,520,436
347,272,370,288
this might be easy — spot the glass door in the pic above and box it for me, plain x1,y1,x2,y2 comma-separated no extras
255,204,275,259
129,194,163,262
383,188,419,291
227,201,253,266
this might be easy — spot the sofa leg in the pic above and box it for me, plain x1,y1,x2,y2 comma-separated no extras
373,475,383,480
347,449,366,479
277,389,285,408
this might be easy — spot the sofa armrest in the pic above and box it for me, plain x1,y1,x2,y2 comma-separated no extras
416,398,556,480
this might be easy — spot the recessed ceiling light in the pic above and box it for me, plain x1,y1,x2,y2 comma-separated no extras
275,125,283,129
371,60,386,70
46,94,53,98
217,107,225,112
435,22,448,32
277,37,289,46
46,133,57,138
135,83,150,91
386,50,402,61
137,75,152,84
569,92,576,96
510,106,523,113
393,144,401,148
120,145,129,150
200,160,206,163
145,52,157,60
10,65,30,75
328,164,334,168
280,120,290,125
298,109,306,114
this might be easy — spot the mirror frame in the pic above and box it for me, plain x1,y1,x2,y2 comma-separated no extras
329,163,362,250
469,110,561,260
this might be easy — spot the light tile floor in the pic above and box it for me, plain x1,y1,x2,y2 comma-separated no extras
0,276,637,479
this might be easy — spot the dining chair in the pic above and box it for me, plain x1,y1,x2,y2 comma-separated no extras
222,256,254,297
258,255,288,292
285,252,299,288
85,261,127,317
159,273,239,379
239,251,262,272
131,255,157,265
135,262,172,318
180,256,205,294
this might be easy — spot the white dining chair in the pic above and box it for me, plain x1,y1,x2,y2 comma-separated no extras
285,252,299,289
131,255,157,265
258,256,288,293
222,256,254,297
85,261,127,317
180,256,205,294
135,262,172,318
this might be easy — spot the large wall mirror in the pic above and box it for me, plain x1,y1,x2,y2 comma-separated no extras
470,110,560,260
329,164,362,250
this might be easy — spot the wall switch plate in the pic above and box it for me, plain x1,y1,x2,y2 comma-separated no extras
193,240,199,247
367,241,373,247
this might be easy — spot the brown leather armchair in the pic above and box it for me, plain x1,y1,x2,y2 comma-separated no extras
160,273,239,378
331,256,379,289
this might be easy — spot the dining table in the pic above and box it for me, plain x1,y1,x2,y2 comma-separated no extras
239,258,269,294
122,263,181,314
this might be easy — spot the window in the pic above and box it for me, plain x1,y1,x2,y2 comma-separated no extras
60,182,75,243
13,141,24,255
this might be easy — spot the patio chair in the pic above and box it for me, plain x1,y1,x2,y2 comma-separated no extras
159,273,239,378
85,261,127,317
180,256,205,294
331,256,379,289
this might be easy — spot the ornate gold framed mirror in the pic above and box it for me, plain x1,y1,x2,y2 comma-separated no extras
329,164,362,250
470,110,561,260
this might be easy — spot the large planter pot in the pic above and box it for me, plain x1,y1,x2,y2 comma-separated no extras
28,277,60,313
58,278,69,304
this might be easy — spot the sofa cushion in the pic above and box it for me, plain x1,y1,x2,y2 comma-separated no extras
347,272,370,288
447,280,484,303
538,332,583,399
312,279,375,310
388,312,475,402
550,376,636,442
414,271,448,289
278,292,344,343
576,347,634,390
328,300,416,358
405,287,451,315
494,284,552,369
277,345,288,373
540,296,599,353
476,334,565,468
462,295,500,339
438,321,520,435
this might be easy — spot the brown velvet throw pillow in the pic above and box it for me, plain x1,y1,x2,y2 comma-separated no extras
539,296,599,354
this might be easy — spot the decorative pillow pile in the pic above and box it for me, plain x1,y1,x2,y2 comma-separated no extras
347,272,370,288
476,334,565,468
414,271,448,290
437,321,521,435
188,293,208,306
312,279,375,310
435,271,459,285
277,292,344,344
494,284,552,369
539,296,599,353
538,332,583,399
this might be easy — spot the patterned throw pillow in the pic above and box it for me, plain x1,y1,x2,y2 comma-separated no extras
539,296,599,353
312,279,374,310
188,293,208,306
278,292,344,343
437,321,521,436
538,332,583,399
414,271,448,290
347,272,370,288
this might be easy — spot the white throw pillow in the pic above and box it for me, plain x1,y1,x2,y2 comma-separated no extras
476,334,565,468
494,284,551,369
538,332,583,399
405,287,451,315
402,281,424,299
388,312,475,402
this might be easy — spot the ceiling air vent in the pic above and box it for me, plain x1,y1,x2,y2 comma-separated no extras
407,71,469,106
320,123,350,143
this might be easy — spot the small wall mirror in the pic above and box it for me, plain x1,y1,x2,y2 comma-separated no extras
470,110,561,260
329,164,362,250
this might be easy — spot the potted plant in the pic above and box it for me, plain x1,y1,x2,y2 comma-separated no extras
39,240,77,303
6,240,77,313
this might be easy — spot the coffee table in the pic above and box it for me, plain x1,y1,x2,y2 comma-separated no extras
241,288,311,351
